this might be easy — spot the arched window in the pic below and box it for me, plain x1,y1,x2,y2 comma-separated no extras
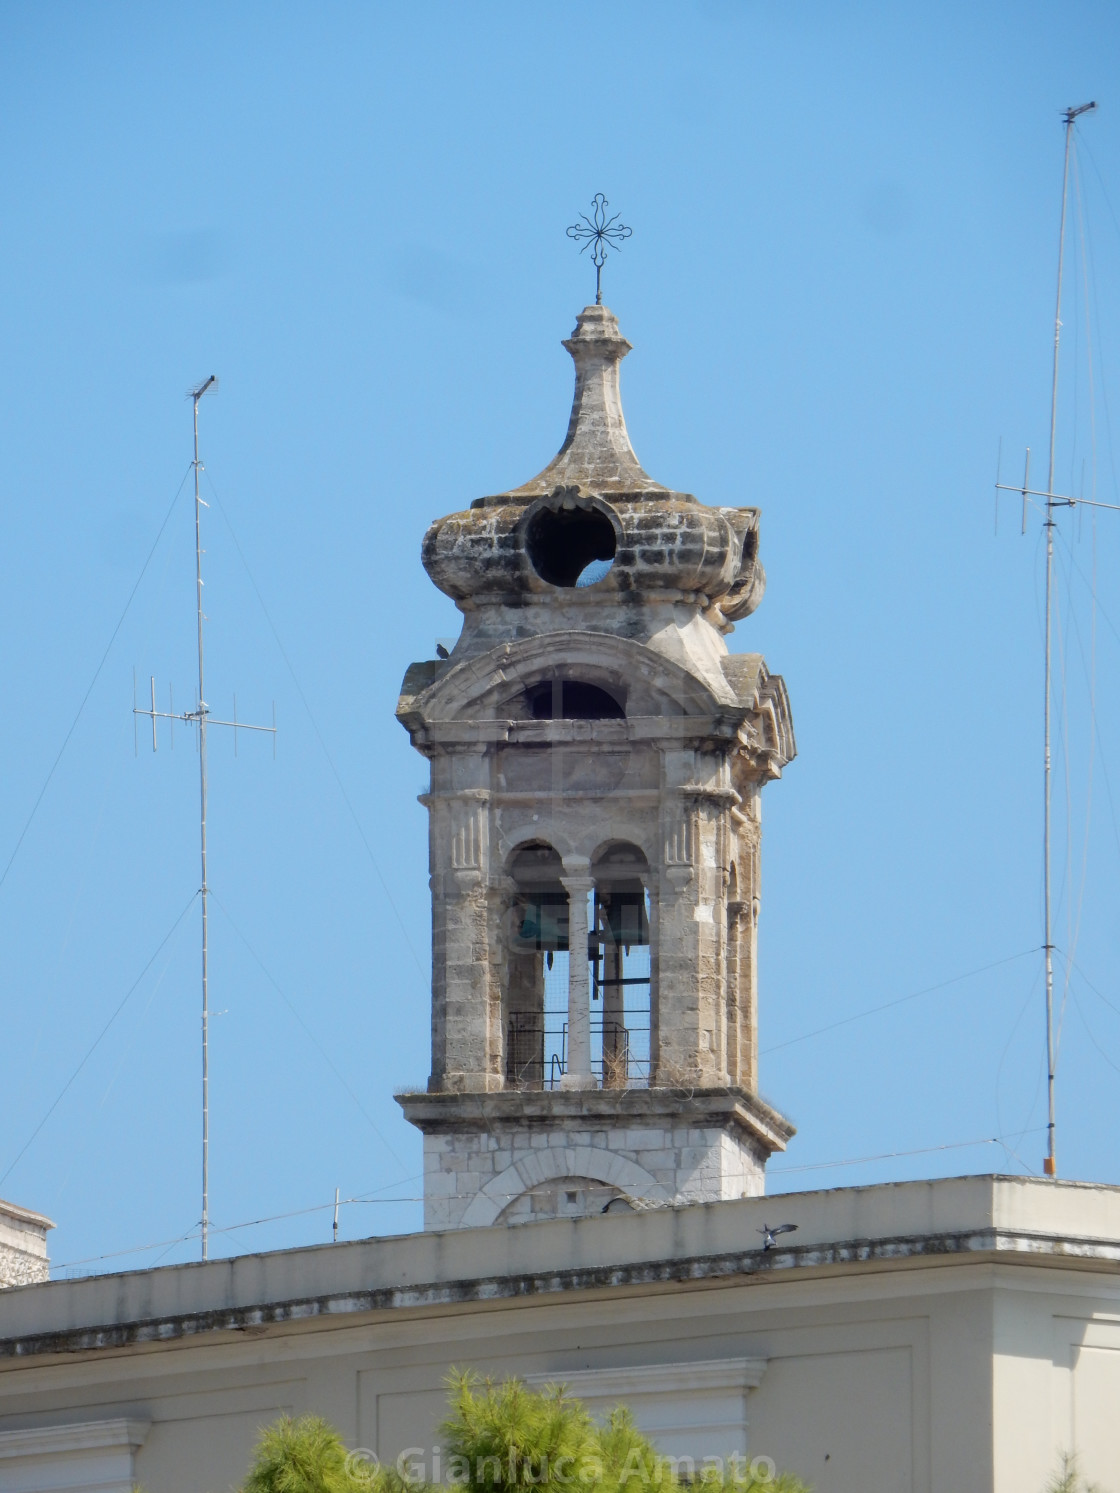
591,844,651,1089
523,679,625,721
503,845,569,1090
502,842,654,1093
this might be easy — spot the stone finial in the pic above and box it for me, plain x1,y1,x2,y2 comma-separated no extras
0,1197,53,1288
509,306,665,498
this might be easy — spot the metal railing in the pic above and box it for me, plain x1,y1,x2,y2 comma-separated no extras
505,1013,650,1090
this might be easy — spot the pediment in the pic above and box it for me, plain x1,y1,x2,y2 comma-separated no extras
398,632,739,726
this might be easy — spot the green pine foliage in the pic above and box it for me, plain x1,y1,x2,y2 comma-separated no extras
1044,1452,1103,1493
240,1416,374,1493
440,1372,602,1492
240,1377,811,1493
596,1406,676,1492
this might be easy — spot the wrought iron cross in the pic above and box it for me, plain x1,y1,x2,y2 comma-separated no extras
567,193,632,305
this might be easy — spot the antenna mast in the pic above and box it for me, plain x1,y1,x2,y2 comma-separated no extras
1042,102,1095,1178
192,376,215,1255
995,102,1113,1180
135,376,276,1259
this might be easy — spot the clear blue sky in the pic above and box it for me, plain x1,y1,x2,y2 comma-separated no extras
2,2,1120,1275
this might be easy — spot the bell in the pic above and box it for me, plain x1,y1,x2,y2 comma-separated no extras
597,889,649,947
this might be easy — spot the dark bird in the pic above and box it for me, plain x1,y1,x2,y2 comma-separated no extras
758,1222,798,1251
436,643,450,660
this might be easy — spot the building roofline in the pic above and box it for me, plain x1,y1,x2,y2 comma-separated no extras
2,1175,1118,1363
0,1199,55,1232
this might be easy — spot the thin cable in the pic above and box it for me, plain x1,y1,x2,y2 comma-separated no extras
209,889,409,1172
1051,538,1097,1063
50,1117,1057,1273
1079,144,1120,511
146,1229,204,1271
1071,990,1120,1077
1053,144,1101,1063
994,966,1046,1177
1053,533,1120,866
769,1131,1046,1177
1052,554,1074,1064
0,891,199,1188
53,1173,427,1271
760,949,1036,1056
202,470,426,979
1069,957,1120,1021
52,907,192,1207
1079,136,1120,261
997,955,1045,1164
1054,531,1120,664
0,463,193,897
11,729,122,1125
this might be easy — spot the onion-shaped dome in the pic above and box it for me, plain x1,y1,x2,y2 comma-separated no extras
421,305,765,628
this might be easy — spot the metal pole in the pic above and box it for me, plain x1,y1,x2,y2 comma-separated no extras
193,382,212,1252
1041,105,1093,1178
1042,475,1056,1179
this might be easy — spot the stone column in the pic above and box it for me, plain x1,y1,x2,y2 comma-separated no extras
647,882,660,1083
725,898,744,1086
560,870,593,1088
601,927,625,1088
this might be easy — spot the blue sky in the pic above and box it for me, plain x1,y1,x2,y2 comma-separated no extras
2,2,1120,1274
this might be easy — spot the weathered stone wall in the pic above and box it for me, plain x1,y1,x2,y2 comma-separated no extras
421,1119,766,1231
0,1200,52,1288
0,1243,49,1289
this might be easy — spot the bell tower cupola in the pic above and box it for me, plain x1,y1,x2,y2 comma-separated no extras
396,301,795,1229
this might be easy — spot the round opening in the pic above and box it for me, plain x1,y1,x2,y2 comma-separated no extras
525,503,616,588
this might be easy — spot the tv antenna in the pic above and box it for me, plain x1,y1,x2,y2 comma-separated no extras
994,102,1120,1179
134,375,276,1259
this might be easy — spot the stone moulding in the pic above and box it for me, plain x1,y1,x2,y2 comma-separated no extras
525,1357,768,1399
3,1224,1120,1363
398,634,795,778
0,1418,150,1457
395,1086,795,1156
400,632,742,723
0,1417,150,1493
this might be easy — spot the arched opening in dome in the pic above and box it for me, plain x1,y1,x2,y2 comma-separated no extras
524,678,625,721
525,503,616,588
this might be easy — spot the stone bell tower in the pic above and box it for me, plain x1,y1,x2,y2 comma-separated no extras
396,303,795,1230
